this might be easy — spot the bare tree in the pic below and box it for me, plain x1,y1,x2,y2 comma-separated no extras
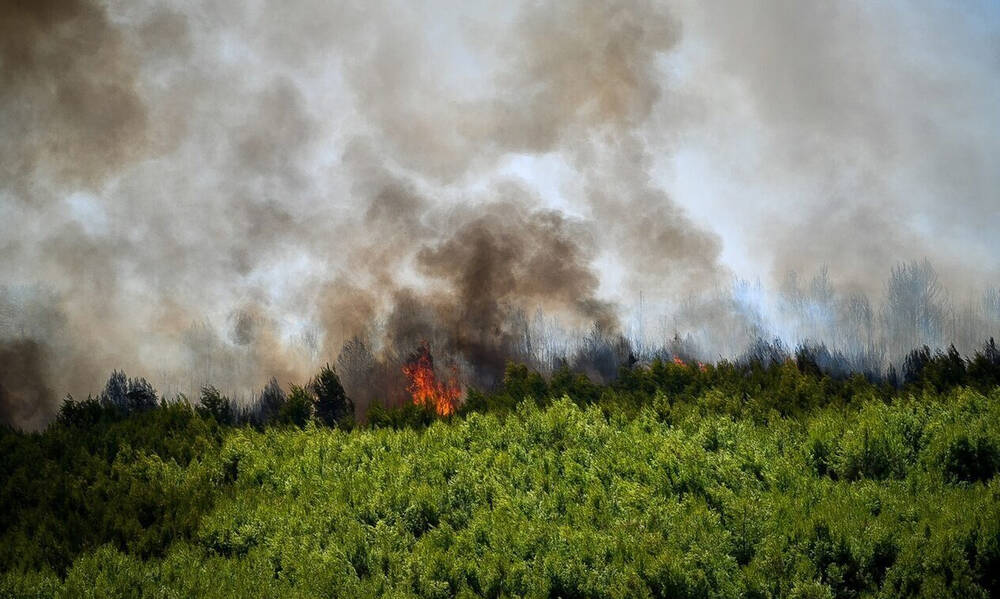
337,335,376,407
883,260,945,361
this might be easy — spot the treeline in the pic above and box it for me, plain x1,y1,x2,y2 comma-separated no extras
48,338,1000,433
56,363,355,430
438,338,999,426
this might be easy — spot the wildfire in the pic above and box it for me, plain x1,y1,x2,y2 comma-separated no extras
673,356,709,372
402,342,461,416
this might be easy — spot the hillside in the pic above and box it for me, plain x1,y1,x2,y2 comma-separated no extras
3,383,999,598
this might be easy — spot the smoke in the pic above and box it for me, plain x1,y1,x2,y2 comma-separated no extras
0,339,53,429
665,0,1000,290
1,0,998,427
0,0,149,192
407,193,618,387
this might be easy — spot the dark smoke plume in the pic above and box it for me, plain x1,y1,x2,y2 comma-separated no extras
0,339,53,430
0,0,148,191
1,0,998,427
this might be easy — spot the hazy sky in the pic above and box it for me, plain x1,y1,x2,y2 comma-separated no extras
2,0,999,423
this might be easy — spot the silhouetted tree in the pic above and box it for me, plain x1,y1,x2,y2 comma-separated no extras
902,346,932,386
97,371,158,415
740,337,788,368
57,395,105,427
281,385,313,428
253,377,286,426
886,364,900,389
100,370,129,412
795,343,824,378
571,324,631,383
902,344,967,391
125,377,158,413
196,385,233,426
932,344,968,390
311,364,352,427
968,338,1000,390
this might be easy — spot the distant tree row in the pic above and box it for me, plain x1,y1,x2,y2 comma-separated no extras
376,338,1000,428
57,364,353,430
49,337,1000,433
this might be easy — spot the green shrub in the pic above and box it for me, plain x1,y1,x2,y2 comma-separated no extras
280,385,314,428
4,384,1000,597
938,432,1000,484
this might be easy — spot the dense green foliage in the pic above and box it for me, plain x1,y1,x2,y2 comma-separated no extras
2,349,1000,597
0,341,1000,598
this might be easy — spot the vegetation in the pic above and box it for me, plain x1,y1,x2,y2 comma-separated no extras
2,344,1000,597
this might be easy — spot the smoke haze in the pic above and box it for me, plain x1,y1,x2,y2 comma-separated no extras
1,0,998,427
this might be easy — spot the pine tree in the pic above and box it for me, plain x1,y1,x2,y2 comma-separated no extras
310,363,352,427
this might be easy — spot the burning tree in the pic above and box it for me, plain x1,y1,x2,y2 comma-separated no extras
402,342,461,416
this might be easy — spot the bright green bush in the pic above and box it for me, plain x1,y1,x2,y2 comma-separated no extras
2,389,999,597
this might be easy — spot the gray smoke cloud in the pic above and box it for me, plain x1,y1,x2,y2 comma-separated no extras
1,0,998,427
666,0,1000,291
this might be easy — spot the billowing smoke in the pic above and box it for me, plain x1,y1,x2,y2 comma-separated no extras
1,0,998,427
0,339,53,430
0,0,149,191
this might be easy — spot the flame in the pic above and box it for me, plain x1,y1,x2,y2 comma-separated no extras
402,342,461,416
673,356,708,372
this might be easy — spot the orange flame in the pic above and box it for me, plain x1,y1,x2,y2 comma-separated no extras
402,342,461,416
673,356,708,372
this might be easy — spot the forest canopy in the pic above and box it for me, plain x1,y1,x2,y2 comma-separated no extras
2,348,1000,597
